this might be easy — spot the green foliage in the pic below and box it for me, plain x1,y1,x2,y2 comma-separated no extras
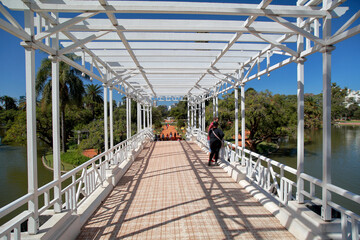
169,101,187,120
331,82,347,120
3,111,26,145
177,119,185,128
0,96,17,110
353,108,360,119
60,150,90,165
79,119,104,151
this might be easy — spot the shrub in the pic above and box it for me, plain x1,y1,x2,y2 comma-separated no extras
61,150,90,165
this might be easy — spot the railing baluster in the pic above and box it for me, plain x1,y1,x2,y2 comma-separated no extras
341,212,348,240
351,216,358,240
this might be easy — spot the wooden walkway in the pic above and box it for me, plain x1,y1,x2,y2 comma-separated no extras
77,141,295,240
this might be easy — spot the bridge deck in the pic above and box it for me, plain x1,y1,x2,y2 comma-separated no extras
77,141,295,239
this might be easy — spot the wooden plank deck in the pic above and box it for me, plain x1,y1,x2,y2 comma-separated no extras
77,141,295,239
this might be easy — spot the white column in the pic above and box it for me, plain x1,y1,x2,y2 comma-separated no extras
194,103,197,129
126,97,131,138
213,96,216,119
137,102,140,133
51,56,62,213
147,105,150,128
241,83,246,166
109,87,113,149
202,101,205,131
150,106,152,128
23,9,38,234
198,102,202,130
235,85,239,160
190,103,193,129
296,17,305,204
215,96,219,117
50,15,62,213
103,85,108,152
142,104,146,130
321,6,334,221
187,101,190,129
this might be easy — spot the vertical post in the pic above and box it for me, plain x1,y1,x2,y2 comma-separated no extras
103,85,108,152
296,16,305,204
202,100,205,132
215,96,219,117
142,104,146,130
234,85,239,160
51,37,62,213
126,97,130,138
321,11,334,220
137,102,140,133
23,9,39,234
194,102,197,129
150,106,152,129
198,101,202,131
109,87,113,149
187,101,190,129
147,105,150,129
190,103,193,130
241,83,246,166
213,96,216,119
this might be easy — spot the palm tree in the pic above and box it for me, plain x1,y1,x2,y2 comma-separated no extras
36,55,85,152
84,84,103,119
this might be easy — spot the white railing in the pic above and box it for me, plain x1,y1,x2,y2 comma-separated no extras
0,129,153,240
195,130,360,240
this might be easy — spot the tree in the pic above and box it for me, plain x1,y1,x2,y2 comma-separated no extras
36,55,85,152
84,84,103,119
243,89,290,151
0,95,17,110
331,83,347,120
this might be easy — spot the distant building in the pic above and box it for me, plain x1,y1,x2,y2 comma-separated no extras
345,89,360,107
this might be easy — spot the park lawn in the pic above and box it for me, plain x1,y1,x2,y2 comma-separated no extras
45,149,90,171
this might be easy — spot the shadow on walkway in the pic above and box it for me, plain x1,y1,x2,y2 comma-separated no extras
77,141,294,240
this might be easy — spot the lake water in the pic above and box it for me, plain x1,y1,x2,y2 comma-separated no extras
0,125,359,222
0,128,53,225
270,125,360,214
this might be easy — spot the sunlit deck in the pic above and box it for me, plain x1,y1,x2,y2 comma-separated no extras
77,141,295,240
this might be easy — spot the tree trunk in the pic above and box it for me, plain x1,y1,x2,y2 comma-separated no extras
60,108,66,153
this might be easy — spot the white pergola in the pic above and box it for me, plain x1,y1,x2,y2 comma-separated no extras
0,0,359,238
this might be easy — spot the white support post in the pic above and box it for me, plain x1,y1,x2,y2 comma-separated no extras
215,96,219,117
126,97,131,138
147,105,150,129
202,100,205,132
213,96,216,119
142,104,146,130
198,102,202,131
321,5,334,221
296,16,305,204
187,101,190,129
190,103,194,130
50,33,62,213
235,85,239,160
241,83,246,166
194,102,197,129
129,98,132,136
137,102,140,133
103,85,108,153
23,9,39,234
109,87,113,149
150,106,152,129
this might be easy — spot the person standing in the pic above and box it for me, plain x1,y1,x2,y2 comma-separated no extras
207,117,219,157
208,121,224,166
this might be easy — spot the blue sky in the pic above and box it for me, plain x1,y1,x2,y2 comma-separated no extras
0,0,359,106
